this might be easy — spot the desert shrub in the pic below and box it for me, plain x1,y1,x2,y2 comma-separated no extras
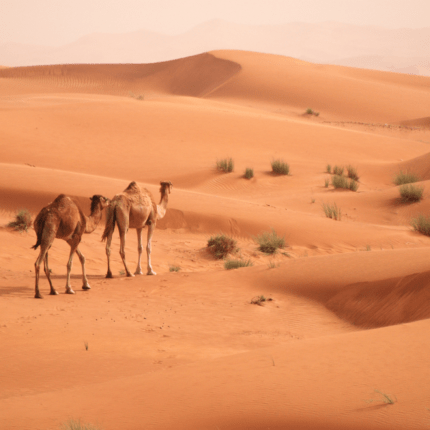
324,177,330,188
326,164,332,173
216,158,234,173
346,165,359,181
271,159,290,175
8,209,32,232
305,108,320,116
60,419,102,430
207,234,237,259
224,258,253,270
394,170,419,185
333,165,344,176
411,215,430,236
244,168,254,179
399,184,424,202
323,202,341,220
169,265,181,272
254,229,285,254
332,175,359,191
250,295,273,306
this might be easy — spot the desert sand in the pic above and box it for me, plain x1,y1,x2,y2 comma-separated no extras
1,50,430,430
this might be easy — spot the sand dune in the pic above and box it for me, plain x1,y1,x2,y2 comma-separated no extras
1,50,430,430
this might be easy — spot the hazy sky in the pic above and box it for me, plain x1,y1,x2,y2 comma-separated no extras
2,0,430,46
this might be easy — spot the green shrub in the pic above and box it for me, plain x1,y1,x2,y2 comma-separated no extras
216,158,234,173
323,202,341,220
169,265,181,272
7,209,32,232
305,108,320,116
254,229,285,254
326,164,332,173
332,175,359,191
399,184,424,202
244,167,254,179
349,179,359,192
324,178,330,188
394,170,419,185
346,165,359,181
207,234,237,259
411,215,430,236
271,159,290,175
224,258,253,270
333,165,344,176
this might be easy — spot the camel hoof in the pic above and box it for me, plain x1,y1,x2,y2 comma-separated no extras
134,270,143,275
126,273,135,277
66,288,75,295
49,290,59,295
82,285,91,290
147,271,157,276
106,272,114,279
35,293,43,299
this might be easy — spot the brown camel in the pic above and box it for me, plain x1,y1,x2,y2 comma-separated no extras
32,194,109,298
102,181,172,278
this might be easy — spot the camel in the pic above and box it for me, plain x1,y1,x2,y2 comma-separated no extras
102,181,172,278
32,194,109,299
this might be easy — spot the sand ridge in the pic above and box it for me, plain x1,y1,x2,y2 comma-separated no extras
1,50,430,430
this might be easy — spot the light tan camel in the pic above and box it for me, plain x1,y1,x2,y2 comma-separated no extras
32,194,109,298
102,181,172,278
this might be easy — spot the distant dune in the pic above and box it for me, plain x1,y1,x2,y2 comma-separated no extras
1,20,429,76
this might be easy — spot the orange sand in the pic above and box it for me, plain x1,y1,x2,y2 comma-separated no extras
1,51,430,430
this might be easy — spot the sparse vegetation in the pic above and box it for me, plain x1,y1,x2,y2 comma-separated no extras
399,184,424,202
271,159,290,175
207,234,237,259
305,108,320,116
244,167,254,179
394,170,419,185
346,165,359,181
60,418,102,430
254,228,285,254
84,341,88,351
331,175,359,191
216,158,234,173
323,202,342,221
411,215,430,236
224,258,253,270
7,209,32,232
169,265,181,272
324,178,330,188
333,165,344,176
267,260,279,269
326,164,332,174
367,389,397,405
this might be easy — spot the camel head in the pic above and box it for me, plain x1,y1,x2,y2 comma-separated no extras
89,195,110,212
160,181,173,194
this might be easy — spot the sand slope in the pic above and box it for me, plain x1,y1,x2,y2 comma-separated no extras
1,50,430,430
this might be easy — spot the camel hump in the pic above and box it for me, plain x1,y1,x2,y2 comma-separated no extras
124,181,140,194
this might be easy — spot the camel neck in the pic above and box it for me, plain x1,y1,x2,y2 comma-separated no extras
85,205,103,233
157,188,169,220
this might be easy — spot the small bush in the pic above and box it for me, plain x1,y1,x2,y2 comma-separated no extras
244,168,254,179
224,258,253,270
394,170,419,185
333,165,344,176
8,209,32,232
323,202,341,220
216,158,234,173
169,265,181,272
326,164,332,173
349,179,359,192
346,165,359,181
60,419,102,430
271,159,290,175
305,108,320,116
250,295,273,306
332,175,359,191
207,234,237,259
324,178,330,188
411,215,430,236
254,229,285,254
399,184,424,202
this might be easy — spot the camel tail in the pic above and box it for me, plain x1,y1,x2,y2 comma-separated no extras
101,204,116,242
31,214,45,250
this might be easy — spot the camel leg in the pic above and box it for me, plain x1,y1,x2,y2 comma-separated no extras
76,247,91,290
34,230,56,299
65,238,80,294
146,223,157,276
35,247,48,299
118,226,134,277
134,228,144,275
105,230,114,278
44,251,58,296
